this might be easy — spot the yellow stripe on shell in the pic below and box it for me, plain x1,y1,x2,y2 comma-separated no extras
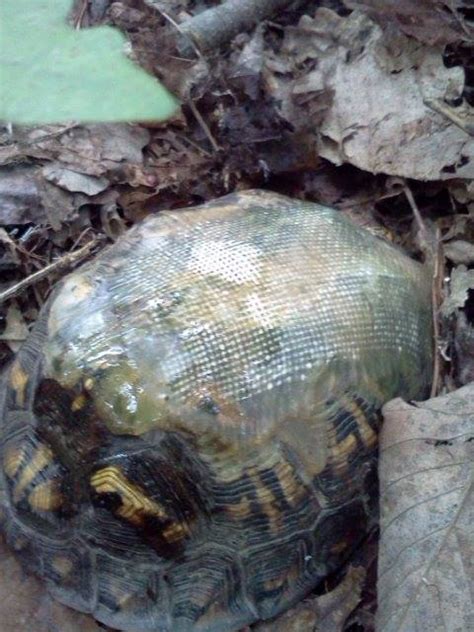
13,443,54,503
342,397,377,449
28,479,63,511
3,444,27,479
9,361,28,407
330,432,357,468
90,466,189,542
227,459,308,534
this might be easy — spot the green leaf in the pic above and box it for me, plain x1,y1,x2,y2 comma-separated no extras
0,0,179,124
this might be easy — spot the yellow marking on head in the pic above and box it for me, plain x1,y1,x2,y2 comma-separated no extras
28,479,63,511
84,378,94,391
3,445,27,479
52,556,73,577
9,361,28,407
13,443,53,503
91,466,189,540
71,393,87,412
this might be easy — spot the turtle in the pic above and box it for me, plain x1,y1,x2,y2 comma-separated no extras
0,190,432,631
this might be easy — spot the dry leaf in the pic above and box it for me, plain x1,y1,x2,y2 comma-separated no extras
275,9,473,181
42,163,109,195
444,240,474,265
1,124,150,176
377,389,474,631
441,265,474,317
344,0,474,47
0,166,46,224
455,311,474,385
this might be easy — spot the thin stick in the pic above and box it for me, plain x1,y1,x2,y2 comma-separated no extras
74,0,89,29
403,185,428,244
177,0,296,56
0,239,99,305
175,132,213,157
188,100,220,152
403,184,443,397
430,227,444,398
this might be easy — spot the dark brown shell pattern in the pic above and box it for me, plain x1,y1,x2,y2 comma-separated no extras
0,191,432,631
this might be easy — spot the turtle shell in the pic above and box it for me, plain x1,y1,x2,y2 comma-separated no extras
0,190,432,631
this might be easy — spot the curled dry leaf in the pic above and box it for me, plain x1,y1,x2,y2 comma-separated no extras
343,0,474,47
377,388,474,631
42,163,109,196
1,124,150,177
273,9,473,180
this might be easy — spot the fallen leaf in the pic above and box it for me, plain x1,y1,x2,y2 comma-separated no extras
455,311,474,385
53,124,151,176
274,9,473,180
377,389,474,631
0,167,46,224
441,265,474,317
444,239,474,265
0,124,150,176
42,163,109,195
344,0,474,47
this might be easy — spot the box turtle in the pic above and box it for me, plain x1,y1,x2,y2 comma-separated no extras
0,190,432,631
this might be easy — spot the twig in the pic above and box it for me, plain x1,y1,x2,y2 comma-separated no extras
403,185,428,246
74,0,89,29
0,239,99,305
177,0,296,57
403,184,444,398
430,227,444,398
175,132,213,157
188,101,220,152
